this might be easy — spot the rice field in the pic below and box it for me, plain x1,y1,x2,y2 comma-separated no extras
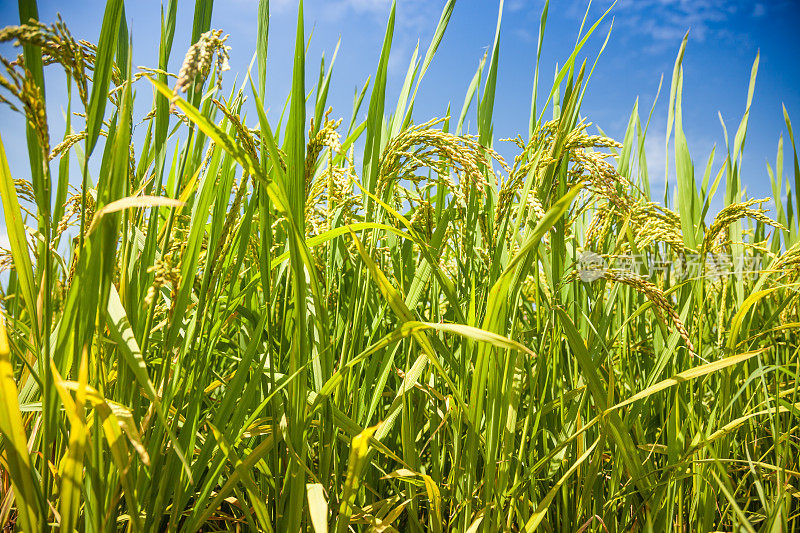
0,0,798,531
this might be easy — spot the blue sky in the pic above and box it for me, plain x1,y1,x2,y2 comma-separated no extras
1,0,799,250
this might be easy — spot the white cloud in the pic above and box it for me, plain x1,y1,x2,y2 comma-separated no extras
508,0,533,12
643,132,668,188
268,0,440,45
271,0,395,16
611,0,769,53
0,226,9,250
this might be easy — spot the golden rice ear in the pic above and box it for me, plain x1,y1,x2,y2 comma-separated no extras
305,114,343,197
173,29,231,100
702,198,784,256
375,117,507,206
213,97,261,167
603,269,697,358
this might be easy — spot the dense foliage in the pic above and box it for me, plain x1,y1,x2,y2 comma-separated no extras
0,0,798,531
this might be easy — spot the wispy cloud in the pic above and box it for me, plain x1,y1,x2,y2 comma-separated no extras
270,0,427,20
643,130,668,188
752,3,766,18
609,0,782,53
267,0,439,49
270,0,390,13
230,0,442,83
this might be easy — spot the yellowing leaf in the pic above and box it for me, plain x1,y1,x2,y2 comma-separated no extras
87,195,184,235
606,348,766,413
307,483,329,533
0,315,41,532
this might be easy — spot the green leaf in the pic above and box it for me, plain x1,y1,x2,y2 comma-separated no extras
607,349,765,413
85,0,123,155
0,133,37,328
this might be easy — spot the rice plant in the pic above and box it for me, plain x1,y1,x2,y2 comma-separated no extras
0,0,798,531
